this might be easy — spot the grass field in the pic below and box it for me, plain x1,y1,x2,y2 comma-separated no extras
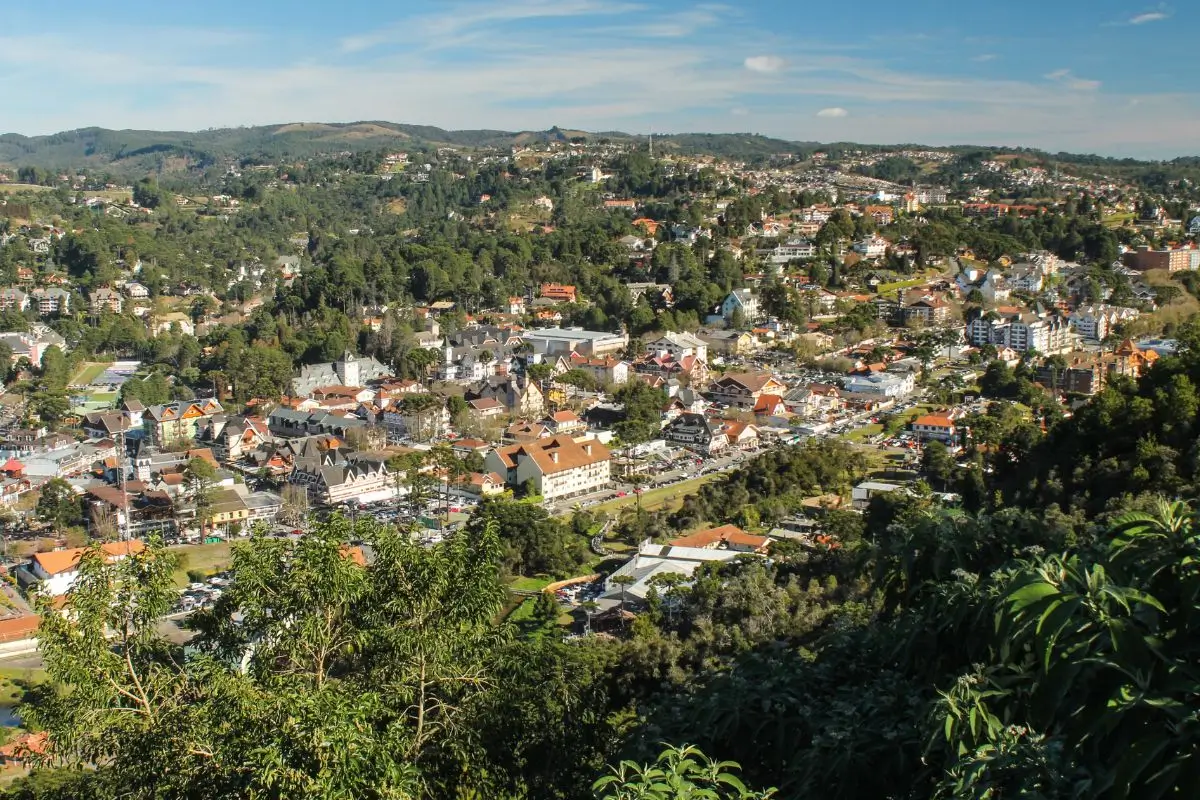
509,575,554,592
0,184,50,195
591,473,724,516
170,541,234,587
69,361,112,386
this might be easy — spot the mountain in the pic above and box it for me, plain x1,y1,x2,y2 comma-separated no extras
0,121,1187,182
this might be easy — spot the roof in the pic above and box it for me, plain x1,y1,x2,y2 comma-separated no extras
713,372,779,393
32,540,147,576
913,414,955,428
493,434,610,475
670,524,769,550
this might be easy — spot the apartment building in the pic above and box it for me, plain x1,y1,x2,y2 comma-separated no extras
485,435,612,503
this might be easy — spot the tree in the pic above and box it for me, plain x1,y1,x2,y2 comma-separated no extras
185,457,218,535
36,478,81,533
25,518,522,799
594,745,776,799
920,440,956,491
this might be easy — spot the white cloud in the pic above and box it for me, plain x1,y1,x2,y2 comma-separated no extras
1044,68,1101,91
744,55,785,73
816,107,848,118
1129,10,1169,24
971,53,997,63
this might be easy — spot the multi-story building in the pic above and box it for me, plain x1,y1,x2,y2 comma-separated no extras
852,235,889,258
522,327,628,357
646,332,708,364
1122,245,1197,273
485,435,611,503
30,288,70,315
90,287,124,314
842,371,915,398
0,287,28,312
289,444,390,505
661,413,727,454
706,372,788,409
720,289,761,323
910,413,958,445
757,239,816,265
965,309,1074,354
1069,305,1139,341
144,399,225,447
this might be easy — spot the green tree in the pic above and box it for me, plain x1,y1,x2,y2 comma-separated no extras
594,745,775,799
36,478,81,533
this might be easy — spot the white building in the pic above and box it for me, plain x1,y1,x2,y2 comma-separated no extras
852,235,889,258
485,435,612,503
842,372,915,398
758,239,817,265
720,289,760,323
600,540,750,604
522,328,628,357
27,540,146,596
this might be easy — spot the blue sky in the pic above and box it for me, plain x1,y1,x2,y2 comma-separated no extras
1,0,1197,157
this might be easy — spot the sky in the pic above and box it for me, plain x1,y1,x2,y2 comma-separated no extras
1,0,1197,158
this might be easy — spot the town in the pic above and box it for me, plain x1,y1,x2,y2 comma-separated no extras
0,121,1198,797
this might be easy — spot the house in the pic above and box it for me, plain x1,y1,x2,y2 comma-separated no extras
669,524,770,553
466,376,545,417
698,329,756,357
461,471,507,497
852,481,906,509
569,354,631,385
646,332,708,364
661,413,727,454
752,393,788,418
382,396,450,443
720,420,759,450
911,413,958,445
546,410,587,437
538,283,578,304
720,289,760,323
785,383,844,417
144,399,224,447
82,410,132,439
467,397,506,418
27,540,147,596
0,732,49,768
484,435,612,502
90,287,124,314
852,235,889,258
504,421,550,443
151,312,195,337
707,372,787,410
124,281,150,299
267,408,366,439
292,351,392,397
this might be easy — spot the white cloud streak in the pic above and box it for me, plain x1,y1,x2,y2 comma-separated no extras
1129,10,1169,24
744,55,786,73
816,107,848,118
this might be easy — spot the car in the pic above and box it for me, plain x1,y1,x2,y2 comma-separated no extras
615,491,627,498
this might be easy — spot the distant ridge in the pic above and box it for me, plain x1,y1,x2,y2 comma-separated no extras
0,120,1189,178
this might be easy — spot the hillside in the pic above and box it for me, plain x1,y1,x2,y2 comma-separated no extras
1,121,1196,185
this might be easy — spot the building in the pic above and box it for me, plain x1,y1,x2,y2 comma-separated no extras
646,332,708,364
758,239,817,265
292,351,392,397
600,540,751,605
485,435,611,502
911,413,958,445
1069,304,1139,341
538,283,578,304
669,524,770,553
707,372,787,409
852,235,889,258
0,287,28,312
720,289,760,323
842,371,915,398
27,540,147,596
965,308,1075,354
289,442,390,505
144,399,224,447
785,382,843,417
1121,245,1198,273
30,288,70,315
466,376,545,417
522,328,628,357
698,329,756,357
852,481,906,509
661,413,727,454
90,287,124,314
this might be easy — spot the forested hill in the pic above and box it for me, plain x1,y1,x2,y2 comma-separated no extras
3,121,1195,179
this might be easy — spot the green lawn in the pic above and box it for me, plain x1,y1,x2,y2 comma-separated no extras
509,575,554,592
70,362,111,386
169,541,234,587
843,423,883,443
876,277,928,294
591,473,724,515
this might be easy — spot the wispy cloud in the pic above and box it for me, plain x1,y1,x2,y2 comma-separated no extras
744,55,785,73
816,107,849,118
970,53,997,63
1104,5,1171,26
1044,68,1101,91
1129,10,1169,24
339,0,643,52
